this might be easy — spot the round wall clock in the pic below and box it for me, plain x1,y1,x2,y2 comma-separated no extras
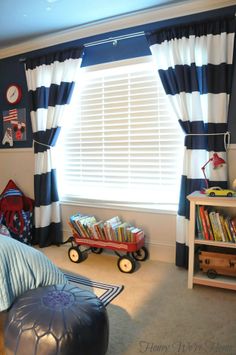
6,84,22,105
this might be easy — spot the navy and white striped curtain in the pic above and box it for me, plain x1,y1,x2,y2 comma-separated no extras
25,48,84,247
147,18,235,268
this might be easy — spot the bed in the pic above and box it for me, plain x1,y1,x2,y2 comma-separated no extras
0,230,67,312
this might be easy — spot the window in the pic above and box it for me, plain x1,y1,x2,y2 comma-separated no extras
57,57,183,209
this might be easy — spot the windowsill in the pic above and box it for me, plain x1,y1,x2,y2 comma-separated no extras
60,198,178,215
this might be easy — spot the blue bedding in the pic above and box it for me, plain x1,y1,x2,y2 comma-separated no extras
0,234,67,311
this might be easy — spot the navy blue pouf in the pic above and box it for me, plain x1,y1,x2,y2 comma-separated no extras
4,284,109,355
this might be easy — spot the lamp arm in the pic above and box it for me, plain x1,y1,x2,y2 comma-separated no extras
201,167,209,189
201,158,213,189
201,157,213,170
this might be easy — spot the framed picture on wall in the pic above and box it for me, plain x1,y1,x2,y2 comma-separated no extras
1,108,27,147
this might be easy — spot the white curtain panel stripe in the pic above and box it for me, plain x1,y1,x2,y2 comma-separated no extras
151,32,234,70
182,149,227,180
167,93,230,123
34,149,57,175
25,57,83,91
34,202,61,229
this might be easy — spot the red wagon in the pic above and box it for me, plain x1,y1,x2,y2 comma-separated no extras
68,223,148,273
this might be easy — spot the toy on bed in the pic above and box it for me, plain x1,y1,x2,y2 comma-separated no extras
0,232,67,312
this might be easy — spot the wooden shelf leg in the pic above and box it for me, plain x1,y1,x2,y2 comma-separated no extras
188,201,196,289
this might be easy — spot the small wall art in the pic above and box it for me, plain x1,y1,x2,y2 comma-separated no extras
1,108,26,147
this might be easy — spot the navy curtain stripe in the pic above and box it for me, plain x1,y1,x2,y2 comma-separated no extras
34,170,59,207
28,82,75,111
159,63,233,95
178,175,204,218
179,120,228,135
25,47,84,70
147,17,235,45
33,223,62,247
179,121,228,151
184,135,226,151
33,128,61,153
175,242,189,269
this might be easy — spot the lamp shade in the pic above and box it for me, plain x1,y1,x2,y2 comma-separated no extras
212,153,226,168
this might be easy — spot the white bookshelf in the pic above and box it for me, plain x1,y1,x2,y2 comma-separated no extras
187,191,236,291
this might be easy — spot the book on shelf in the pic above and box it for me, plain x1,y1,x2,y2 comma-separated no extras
226,216,236,243
204,209,214,240
199,206,210,240
231,217,236,235
219,215,230,242
215,212,226,242
195,206,236,244
223,217,233,242
196,205,204,239
224,217,234,243
209,211,221,241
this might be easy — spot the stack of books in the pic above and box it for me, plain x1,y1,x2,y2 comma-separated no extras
196,205,236,242
69,213,144,243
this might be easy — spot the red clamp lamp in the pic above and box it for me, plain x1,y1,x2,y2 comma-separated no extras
201,153,226,189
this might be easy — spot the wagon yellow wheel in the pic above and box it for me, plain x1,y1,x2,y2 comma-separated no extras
68,246,83,263
117,255,136,273
132,246,149,261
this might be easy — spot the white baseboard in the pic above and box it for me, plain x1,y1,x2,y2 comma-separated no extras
148,242,175,263
62,230,175,264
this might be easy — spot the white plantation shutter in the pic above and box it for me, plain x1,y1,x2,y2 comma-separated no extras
58,58,183,206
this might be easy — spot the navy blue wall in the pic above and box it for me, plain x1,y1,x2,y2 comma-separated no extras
0,4,235,148
0,56,33,147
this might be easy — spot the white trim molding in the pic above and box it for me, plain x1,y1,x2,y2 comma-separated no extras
60,200,178,215
0,0,235,58
0,147,33,154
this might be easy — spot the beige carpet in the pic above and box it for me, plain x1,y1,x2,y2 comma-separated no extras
39,244,236,355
